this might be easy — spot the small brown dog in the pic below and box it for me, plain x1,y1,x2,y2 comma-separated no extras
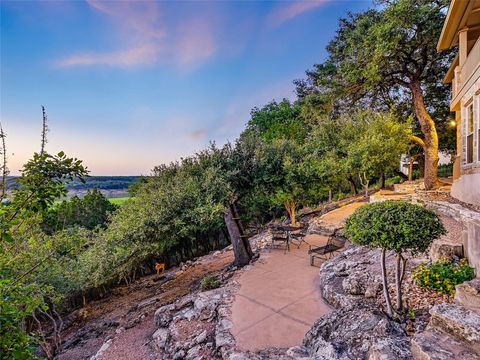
155,263,165,275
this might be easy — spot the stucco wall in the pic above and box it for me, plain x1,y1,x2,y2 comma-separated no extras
464,220,480,275
451,172,480,206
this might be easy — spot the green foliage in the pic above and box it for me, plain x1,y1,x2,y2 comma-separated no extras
12,151,88,214
74,144,235,289
386,176,403,186
296,0,455,153
0,269,43,359
42,188,117,234
438,163,453,178
200,274,221,291
1,143,88,356
248,100,306,143
413,259,475,296
333,192,347,201
345,201,446,254
342,111,411,183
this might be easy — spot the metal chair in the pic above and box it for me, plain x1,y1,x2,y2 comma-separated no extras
308,234,346,266
271,226,290,253
289,224,309,249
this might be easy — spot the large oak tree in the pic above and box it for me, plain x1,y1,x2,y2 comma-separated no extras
296,0,453,189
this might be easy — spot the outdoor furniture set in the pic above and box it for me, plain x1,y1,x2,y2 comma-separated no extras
270,224,347,266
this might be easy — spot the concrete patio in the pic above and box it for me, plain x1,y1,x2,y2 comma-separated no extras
231,234,333,351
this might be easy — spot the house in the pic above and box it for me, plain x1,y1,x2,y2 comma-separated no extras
438,0,480,206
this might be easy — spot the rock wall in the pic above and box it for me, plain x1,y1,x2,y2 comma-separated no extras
427,201,480,275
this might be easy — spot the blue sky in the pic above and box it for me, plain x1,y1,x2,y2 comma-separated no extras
1,0,372,175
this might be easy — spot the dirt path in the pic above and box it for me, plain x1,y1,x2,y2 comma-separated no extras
57,251,234,360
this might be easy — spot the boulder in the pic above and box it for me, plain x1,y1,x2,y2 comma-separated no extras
429,303,480,352
303,304,412,360
152,328,169,350
154,303,175,327
411,327,479,360
455,278,480,310
319,246,391,309
429,241,464,261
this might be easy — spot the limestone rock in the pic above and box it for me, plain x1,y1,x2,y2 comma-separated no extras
152,328,169,350
411,327,479,360
154,303,175,327
429,303,480,352
429,241,464,261
455,278,480,310
303,304,412,360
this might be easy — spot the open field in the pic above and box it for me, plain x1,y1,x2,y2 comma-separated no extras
108,197,130,205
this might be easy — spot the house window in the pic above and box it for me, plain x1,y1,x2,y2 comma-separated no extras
467,103,474,164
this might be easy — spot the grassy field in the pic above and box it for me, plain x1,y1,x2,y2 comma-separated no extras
108,197,130,205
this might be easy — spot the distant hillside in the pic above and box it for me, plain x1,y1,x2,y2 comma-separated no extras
66,176,141,190
6,176,143,198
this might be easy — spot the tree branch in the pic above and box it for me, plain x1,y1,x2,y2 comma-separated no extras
409,135,425,149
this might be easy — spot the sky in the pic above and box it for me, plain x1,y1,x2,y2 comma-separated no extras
1,0,372,176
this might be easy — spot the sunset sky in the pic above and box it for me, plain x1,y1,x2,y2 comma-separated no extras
1,0,371,175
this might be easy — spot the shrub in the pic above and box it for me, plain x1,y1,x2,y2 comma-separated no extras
345,201,446,317
386,175,402,186
200,275,221,291
333,192,347,201
413,259,475,296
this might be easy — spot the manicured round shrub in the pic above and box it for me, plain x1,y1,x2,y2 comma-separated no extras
345,200,446,255
345,200,446,317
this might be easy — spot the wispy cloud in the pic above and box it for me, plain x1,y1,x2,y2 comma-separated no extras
186,129,208,140
269,0,330,26
57,0,217,69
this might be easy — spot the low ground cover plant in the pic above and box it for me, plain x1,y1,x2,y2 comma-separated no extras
200,275,221,291
413,258,475,296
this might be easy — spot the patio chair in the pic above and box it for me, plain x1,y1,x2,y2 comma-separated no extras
308,233,346,266
289,224,309,249
271,226,290,253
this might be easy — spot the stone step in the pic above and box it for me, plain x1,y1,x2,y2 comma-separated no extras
411,327,479,360
429,303,480,353
455,278,480,311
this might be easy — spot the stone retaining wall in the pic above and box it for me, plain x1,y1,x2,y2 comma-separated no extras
427,201,480,275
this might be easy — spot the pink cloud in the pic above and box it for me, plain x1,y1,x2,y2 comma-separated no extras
187,129,208,140
58,43,161,67
175,20,216,66
57,1,217,69
269,0,330,26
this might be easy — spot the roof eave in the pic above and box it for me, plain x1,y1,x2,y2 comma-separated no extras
437,0,470,51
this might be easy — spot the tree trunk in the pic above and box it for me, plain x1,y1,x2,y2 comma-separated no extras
358,173,369,200
348,176,358,194
380,171,386,189
224,203,252,267
381,248,394,317
284,201,297,226
418,155,425,178
409,81,439,190
395,252,403,312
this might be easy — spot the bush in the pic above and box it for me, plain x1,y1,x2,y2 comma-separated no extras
413,259,474,296
345,201,445,254
333,192,347,201
386,175,402,186
345,201,446,316
200,275,221,291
